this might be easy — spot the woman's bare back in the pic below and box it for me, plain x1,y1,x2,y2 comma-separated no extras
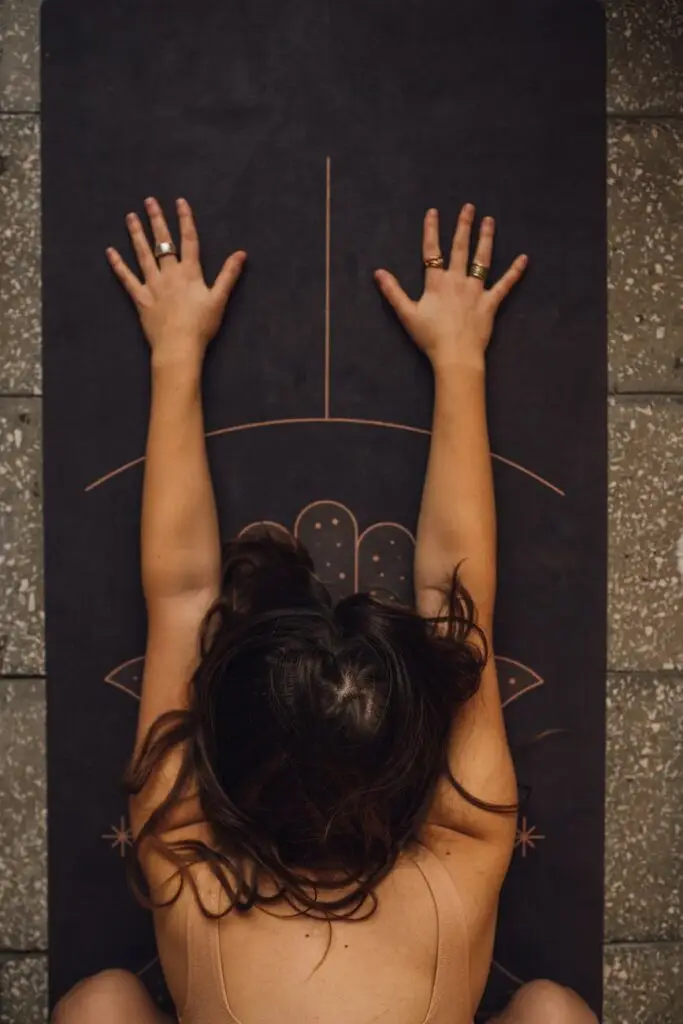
155,840,474,1024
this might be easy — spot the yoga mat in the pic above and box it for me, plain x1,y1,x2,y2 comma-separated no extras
42,0,607,1016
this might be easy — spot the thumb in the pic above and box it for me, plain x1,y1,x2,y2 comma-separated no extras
212,250,247,304
374,269,415,329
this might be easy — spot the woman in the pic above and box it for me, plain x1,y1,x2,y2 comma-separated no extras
53,198,598,1024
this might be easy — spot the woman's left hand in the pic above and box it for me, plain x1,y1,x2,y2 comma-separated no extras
106,196,247,368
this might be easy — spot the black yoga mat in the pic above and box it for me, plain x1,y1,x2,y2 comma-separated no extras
42,0,607,1016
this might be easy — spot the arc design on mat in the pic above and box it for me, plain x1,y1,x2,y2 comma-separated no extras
106,651,545,712
105,501,546,712
84,157,565,499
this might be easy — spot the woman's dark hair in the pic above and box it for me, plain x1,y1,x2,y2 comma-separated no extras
125,526,515,921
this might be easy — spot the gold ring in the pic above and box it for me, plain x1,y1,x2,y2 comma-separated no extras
469,262,488,282
424,255,444,269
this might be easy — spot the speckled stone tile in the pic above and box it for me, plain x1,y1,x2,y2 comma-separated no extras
0,0,40,112
0,399,43,675
0,115,40,394
605,674,683,942
608,399,683,671
0,956,47,1024
606,0,683,115
608,121,683,393
0,680,46,950
604,942,683,1024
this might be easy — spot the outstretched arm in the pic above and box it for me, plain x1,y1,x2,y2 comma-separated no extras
106,196,246,828
415,362,495,628
374,204,527,841
137,353,219,744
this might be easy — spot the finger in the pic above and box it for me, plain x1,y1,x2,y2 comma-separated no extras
144,196,178,268
471,215,495,282
449,202,475,274
126,212,157,280
176,197,200,264
106,247,146,303
487,254,529,306
374,268,416,329
212,250,247,303
422,208,444,282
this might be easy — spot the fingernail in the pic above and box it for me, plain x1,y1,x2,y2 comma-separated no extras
126,213,135,223
427,208,437,216
177,197,186,207
144,196,154,207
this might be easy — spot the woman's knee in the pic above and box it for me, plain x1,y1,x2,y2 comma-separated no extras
508,980,599,1024
51,969,148,1023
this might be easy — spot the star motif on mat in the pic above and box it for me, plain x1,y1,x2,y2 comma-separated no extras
515,816,546,858
101,815,133,857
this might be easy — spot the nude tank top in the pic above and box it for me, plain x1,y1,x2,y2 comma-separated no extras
179,843,473,1024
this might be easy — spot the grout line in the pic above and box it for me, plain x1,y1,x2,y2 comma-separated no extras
0,109,40,117
607,111,683,123
0,949,47,958
607,668,683,680
609,392,683,401
0,393,42,400
0,674,46,681
604,940,683,949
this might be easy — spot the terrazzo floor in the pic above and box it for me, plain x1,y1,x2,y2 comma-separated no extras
0,1,681,1021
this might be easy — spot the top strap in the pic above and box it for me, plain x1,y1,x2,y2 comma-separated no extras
180,867,237,1024
412,843,472,1024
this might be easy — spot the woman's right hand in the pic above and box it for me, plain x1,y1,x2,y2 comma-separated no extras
374,204,527,372
106,196,247,370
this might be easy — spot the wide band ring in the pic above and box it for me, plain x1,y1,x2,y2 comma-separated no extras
469,261,488,282
154,240,178,260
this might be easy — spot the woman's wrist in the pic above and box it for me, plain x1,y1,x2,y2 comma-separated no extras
427,332,488,377
431,349,487,381
150,344,204,380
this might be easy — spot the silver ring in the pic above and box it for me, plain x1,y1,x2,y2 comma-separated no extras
154,240,178,260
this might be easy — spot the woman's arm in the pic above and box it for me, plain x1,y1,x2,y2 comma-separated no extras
414,363,495,627
416,359,517,839
106,196,246,829
143,357,220,603
136,354,220,748
374,204,527,841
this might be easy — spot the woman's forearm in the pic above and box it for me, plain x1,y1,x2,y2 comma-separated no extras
414,362,496,628
375,205,525,631
141,353,221,601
